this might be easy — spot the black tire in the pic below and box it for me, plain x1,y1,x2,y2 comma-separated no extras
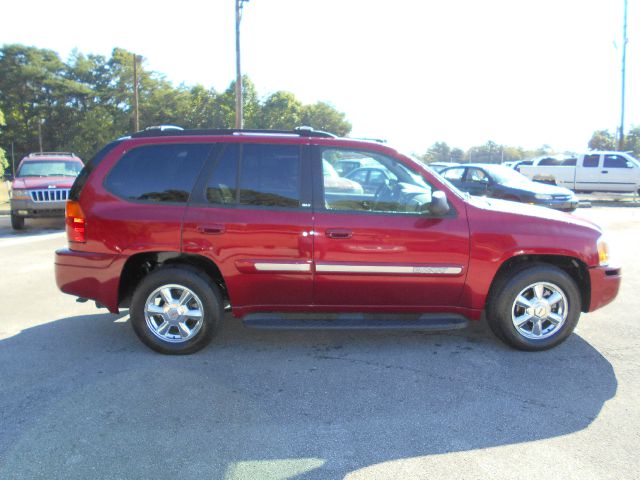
130,266,223,355
487,264,581,351
11,214,25,230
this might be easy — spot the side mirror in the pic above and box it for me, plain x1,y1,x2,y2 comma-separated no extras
428,190,450,216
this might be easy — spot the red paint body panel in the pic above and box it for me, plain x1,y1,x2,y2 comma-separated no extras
312,211,470,307
53,133,620,322
55,248,123,313
182,206,314,307
588,266,621,311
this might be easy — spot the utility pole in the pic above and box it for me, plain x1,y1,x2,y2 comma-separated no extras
37,119,43,153
618,0,628,150
235,0,249,129
133,54,140,132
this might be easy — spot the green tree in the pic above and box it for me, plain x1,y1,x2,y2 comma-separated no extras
421,141,452,163
300,101,351,136
622,126,640,157
588,130,616,151
259,91,303,130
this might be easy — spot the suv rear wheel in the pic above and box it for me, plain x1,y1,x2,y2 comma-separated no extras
487,264,581,351
130,266,222,354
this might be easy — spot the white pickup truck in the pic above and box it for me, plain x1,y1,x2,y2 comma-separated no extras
518,151,640,194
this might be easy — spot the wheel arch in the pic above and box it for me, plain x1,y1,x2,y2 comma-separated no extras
118,252,229,309
488,254,591,313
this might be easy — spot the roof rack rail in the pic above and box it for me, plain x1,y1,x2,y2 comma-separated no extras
28,152,77,157
144,125,185,132
130,126,337,139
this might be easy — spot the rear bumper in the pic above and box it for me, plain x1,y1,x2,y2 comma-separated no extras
587,265,622,312
55,248,123,313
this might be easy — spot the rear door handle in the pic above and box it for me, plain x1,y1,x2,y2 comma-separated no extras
197,224,225,235
326,229,352,239
601,170,608,174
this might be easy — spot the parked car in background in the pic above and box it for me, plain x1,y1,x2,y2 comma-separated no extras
333,156,379,176
440,163,578,211
322,159,364,194
513,160,533,172
427,162,460,173
10,152,84,230
518,151,640,193
345,166,398,194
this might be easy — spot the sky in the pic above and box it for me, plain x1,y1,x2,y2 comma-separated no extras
1,0,637,154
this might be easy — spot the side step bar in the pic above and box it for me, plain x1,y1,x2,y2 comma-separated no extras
242,313,469,331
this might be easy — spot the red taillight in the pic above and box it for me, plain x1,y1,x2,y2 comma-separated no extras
66,200,86,243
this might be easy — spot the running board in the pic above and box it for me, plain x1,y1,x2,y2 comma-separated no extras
242,313,468,331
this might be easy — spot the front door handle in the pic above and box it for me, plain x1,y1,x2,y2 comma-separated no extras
601,170,608,174
197,224,226,235
326,229,352,239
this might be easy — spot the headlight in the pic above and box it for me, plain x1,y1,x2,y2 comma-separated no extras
534,194,553,200
597,235,610,266
10,189,30,200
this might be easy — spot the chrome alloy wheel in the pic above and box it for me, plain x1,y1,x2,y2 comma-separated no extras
511,282,568,340
144,284,204,343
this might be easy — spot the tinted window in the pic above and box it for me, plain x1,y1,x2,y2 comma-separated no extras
105,144,210,203
239,144,301,208
206,144,238,204
538,157,564,166
604,155,630,168
562,157,577,166
583,154,600,168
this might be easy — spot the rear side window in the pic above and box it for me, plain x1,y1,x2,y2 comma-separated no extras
240,144,301,208
105,144,210,203
583,154,600,168
204,143,303,209
206,144,239,204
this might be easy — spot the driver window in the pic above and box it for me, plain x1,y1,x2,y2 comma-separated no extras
321,148,433,215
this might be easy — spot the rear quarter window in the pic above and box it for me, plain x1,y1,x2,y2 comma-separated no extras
104,144,211,203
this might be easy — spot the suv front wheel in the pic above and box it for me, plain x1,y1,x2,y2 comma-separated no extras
130,266,223,354
11,214,25,230
487,264,581,351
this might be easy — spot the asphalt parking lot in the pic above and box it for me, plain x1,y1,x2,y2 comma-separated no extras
0,202,638,479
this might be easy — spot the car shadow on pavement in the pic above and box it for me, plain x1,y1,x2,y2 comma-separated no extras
0,312,617,479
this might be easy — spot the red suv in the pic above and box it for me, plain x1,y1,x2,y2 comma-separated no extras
10,152,84,230
55,128,621,354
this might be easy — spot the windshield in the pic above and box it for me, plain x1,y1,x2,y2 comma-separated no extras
17,160,82,177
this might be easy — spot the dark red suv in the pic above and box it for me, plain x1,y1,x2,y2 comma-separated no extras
55,128,621,354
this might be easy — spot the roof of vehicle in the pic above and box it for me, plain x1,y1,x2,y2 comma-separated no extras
22,152,82,161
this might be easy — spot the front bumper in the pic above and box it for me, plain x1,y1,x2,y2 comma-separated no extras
535,199,579,212
587,265,622,312
11,198,66,218
55,248,124,314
